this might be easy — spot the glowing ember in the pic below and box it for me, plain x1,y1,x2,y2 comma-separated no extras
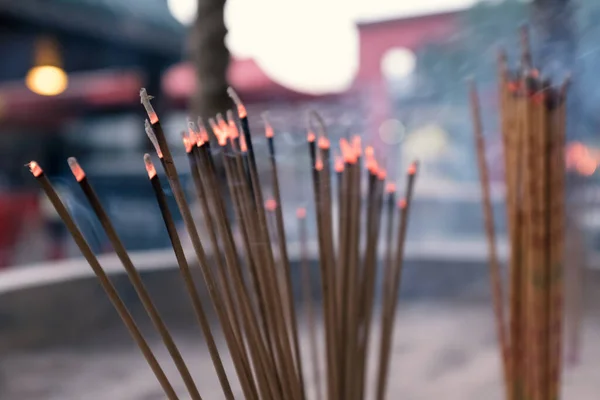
377,168,387,180
307,132,316,143
182,134,194,153
352,136,362,157
227,110,239,139
340,138,354,163
263,114,274,138
145,120,163,158
240,133,248,152
227,87,247,119
398,198,407,209
140,88,159,124
296,207,306,219
318,136,330,149
143,154,157,179
67,157,86,182
408,162,418,175
265,199,277,211
385,182,396,193
315,158,324,171
334,155,344,172
28,161,43,177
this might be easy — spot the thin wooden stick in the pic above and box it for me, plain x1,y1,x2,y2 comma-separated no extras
230,89,303,400
264,116,306,399
469,81,511,391
144,154,235,400
141,89,253,400
297,207,323,400
27,162,179,400
375,162,417,400
67,157,202,400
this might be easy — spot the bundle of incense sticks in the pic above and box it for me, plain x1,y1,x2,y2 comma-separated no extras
27,87,418,400
470,28,568,400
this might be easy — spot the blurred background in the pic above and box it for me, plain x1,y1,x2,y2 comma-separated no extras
1,0,599,398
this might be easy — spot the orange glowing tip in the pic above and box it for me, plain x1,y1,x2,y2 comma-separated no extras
352,135,362,157
143,154,157,179
209,118,227,146
398,198,407,209
340,138,355,163
377,168,387,180
265,198,278,211
408,161,418,175
296,207,307,219
197,117,210,144
28,161,43,177
334,155,344,172
315,158,324,171
226,110,239,139
239,133,248,152
318,136,330,149
365,146,374,158
227,87,247,118
386,182,396,193
367,159,378,174
182,132,194,154
68,157,86,182
216,113,229,136
187,119,198,144
145,119,163,158
307,131,316,143
140,88,158,124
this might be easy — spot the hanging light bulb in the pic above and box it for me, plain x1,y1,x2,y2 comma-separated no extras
26,37,68,96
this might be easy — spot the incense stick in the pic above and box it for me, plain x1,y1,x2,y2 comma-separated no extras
67,157,202,400
144,154,234,399
375,162,417,400
27,161,179,400
297,207,323,400
469,81,510,390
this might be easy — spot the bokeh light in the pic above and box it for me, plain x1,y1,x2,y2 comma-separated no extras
25,66,68,96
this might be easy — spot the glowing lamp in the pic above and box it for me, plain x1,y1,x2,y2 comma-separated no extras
26,37,68,97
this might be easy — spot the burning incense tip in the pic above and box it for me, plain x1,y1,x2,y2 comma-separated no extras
367,159,378,174
182,132,194,154
365,146,374,158
318,136,330,149
216,113,228,136
67,157,86,182
145,120,163,158
398,198,407,209
340,138,355,163
143,154,157,179
226,110,239,139
262,112,274,138
209,118,227,146
197,117,209,144
352,135,362,157
139,88,159,124
315,158,324,171
186,118,198,143
334,155,344,172
408,162,418,175
27,161,43,177
377,168,387,180
386,182,396,193
265,199,278,211
307,132,316,143
227,87,247,118
240,133,248,152
296,207,306,219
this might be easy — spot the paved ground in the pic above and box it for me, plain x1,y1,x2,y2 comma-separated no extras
1,302,599,400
